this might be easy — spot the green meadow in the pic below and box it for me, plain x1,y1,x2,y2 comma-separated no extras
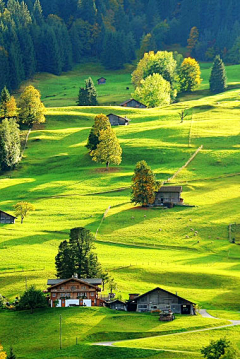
0,62,240,358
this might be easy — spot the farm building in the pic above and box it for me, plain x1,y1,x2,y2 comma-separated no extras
97,77,106,85
107,299,127,311
131,287,195,314
47,277,105,308
107,113,130,126
0,210,16,224
120,99,147,108
154,186,183,206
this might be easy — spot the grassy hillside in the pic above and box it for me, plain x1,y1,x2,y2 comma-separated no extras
1,62,240,358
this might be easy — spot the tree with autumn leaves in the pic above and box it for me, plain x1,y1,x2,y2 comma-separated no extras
179,57,202,92
131,160,156,206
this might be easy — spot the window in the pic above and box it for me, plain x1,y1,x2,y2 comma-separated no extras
90,292,95,297
138,304,148,309
82,286,86,289
71,286,76,291
52,293,56,297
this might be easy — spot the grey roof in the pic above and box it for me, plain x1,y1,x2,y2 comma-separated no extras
134,287,195,304
107,114,130,122
108,300,126,305
157,186,182,193
47,278,102,286
0,210,16,219
119,98,146,107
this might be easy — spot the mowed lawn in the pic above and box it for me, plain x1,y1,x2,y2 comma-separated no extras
0,63,240,358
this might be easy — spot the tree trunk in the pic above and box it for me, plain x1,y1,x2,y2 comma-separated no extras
106,161,109,170
21,216,24,224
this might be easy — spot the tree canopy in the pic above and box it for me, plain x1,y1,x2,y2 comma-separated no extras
0,118,21,171
209,55,227,93
78,77,98,106
17,286,47,314
18,86,46,126
86,114,111,151
131,160,156,206
14,202,35,223
179,57,202,92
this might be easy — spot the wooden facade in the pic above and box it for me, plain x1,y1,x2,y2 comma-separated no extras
120,99,147,108
107,113,130,126
0,210,16,224
154,186,183,206
47,277,105,308
133,287,194,314
107,299,127,311
97,77,106,85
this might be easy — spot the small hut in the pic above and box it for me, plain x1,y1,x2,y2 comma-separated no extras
107,299,127,311
97,77,106,85
107,113,130,126
120,99,147,108
154,186,183,206
0,210,16,224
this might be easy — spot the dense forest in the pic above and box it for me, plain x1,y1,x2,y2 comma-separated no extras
1,0,240,92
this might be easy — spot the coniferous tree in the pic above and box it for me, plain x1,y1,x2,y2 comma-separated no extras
55,240,74,278
209,55,227,93
17,286,47,313
0,87,11,118
7,347,16,359
131,160,156,206
0,118,21,171
78,77,98,106
0,47,10,91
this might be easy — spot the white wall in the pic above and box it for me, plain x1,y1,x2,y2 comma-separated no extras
65,299,79,307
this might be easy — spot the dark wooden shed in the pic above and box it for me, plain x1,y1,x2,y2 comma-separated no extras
97,77,106,85
154,186,183,206
133,287,195,314
120,99,147,108
0,210,16,224
107,113,130,126
107,299,127,311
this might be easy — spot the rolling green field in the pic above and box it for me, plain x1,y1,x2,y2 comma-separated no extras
1,62,240,358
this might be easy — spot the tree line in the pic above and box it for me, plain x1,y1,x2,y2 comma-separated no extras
0,0,239,94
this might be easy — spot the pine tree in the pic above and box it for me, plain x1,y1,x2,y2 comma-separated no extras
77,77,98,106
0,47,10,92
55,240,74,278
7,347,16,359
18,85,46,126
91,127,122,170
33,0,43,25
0,118,21,171
0,86,11,117
17,286,47,313
131,160,156,206
209,55,227,93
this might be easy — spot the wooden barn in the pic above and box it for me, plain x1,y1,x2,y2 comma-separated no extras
120,99,147,108
132,287,195,314
47,276,105,308
107,299,127,311
97,77,106,85
0,210,16,224
107,113,130,126
154,186,183,206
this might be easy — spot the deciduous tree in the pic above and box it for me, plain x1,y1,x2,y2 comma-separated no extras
14,202,35,223
0,118,20,171
179,57,202,92
86,114,111,151
201,338,230,359
18,86,45,126
17,286,47,314
91,127,122,169
133,73,171,108
209,55,227,93
131,160,156,206
187,26,199,55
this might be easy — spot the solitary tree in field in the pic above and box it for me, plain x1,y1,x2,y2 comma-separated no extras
131,160,156,206
14,202,35,223
90,127,122,170
18,86,46,126
200,338,239,359
86,114,111,151
78,77,98,106
179,57,202,92
17,286,47,314
209,55,227,93
0,118,21,171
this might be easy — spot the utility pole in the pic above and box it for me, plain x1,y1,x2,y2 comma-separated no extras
60,315,62,350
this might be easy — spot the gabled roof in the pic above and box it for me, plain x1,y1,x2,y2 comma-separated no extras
107,114,130,122
97,77,106,81
157,186,182,193
119,98,146,107
134,287,195,304
47,277,99,290
108,299,126,305
47,278,102,286
0,210,16,219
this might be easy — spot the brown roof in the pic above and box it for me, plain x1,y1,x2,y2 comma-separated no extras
47,277,99,291
157,186,182,193
134,287,195,304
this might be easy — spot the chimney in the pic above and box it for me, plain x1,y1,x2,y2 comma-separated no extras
129,293,139,301
74,273,78,279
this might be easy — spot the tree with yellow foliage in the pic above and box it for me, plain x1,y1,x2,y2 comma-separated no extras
179,57,202,92
0,343,6,359
18,86,46,126
131,160,156,206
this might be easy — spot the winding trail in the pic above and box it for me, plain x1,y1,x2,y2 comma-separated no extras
92,310,240,354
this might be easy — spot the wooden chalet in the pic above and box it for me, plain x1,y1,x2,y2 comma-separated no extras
0,210,16,224
97,77,106,85
107,299,127,311
120,99,147,108
154,186,183,206
131,287,195,314
107,113,130,126
47,277,105,308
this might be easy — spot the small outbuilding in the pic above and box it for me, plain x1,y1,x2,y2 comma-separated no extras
154,186,183,206
0,210,16,224
107,113,130,126
97,77,106,85
120,99,147,108
133,287,195,314
107,299,127,311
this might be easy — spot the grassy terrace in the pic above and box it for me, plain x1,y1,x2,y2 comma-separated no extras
0,62,240,358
